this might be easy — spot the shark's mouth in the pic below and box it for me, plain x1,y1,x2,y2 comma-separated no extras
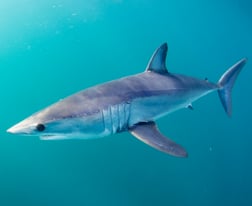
40,135,68,140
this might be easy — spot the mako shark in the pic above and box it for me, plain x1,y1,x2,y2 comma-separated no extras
7,43,247,157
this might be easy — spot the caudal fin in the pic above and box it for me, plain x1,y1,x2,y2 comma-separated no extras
218,58,247,117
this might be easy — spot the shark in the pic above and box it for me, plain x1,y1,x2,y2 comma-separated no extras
7,43,247,157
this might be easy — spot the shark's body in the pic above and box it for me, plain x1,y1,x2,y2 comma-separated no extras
7,43,247,157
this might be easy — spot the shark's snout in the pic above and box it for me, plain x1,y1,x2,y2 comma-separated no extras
7,118,37,135
7,126,16,134
7,123,28,135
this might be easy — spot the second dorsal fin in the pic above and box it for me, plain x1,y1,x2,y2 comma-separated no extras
145,43,168,74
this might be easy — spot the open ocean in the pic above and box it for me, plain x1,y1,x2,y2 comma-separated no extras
0,1,251,206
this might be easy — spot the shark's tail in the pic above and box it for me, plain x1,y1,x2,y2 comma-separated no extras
218,58,247,117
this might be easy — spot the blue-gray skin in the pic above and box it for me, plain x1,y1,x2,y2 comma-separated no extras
7,43,247,157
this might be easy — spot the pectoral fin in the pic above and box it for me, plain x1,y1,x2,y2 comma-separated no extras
129,122,188,157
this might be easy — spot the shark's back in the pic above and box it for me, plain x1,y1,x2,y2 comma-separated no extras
38,71,217,124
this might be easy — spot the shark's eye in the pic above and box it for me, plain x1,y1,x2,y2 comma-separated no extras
36,124,45,132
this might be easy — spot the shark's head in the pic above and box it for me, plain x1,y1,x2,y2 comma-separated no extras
7,103,106,139
7,115,45,136
6,110,74,138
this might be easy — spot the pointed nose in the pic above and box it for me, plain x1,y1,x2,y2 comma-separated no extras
7,121,31,135
7,124,20,134
7,116,37,135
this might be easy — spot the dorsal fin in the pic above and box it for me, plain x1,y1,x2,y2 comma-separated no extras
145,43,168,74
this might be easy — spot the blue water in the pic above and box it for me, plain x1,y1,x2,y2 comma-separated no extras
0,1,251,205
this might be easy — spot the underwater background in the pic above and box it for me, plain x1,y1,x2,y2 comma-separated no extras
0,0,251,205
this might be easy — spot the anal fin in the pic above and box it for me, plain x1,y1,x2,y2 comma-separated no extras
129,122,188,157
187,104,194,110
